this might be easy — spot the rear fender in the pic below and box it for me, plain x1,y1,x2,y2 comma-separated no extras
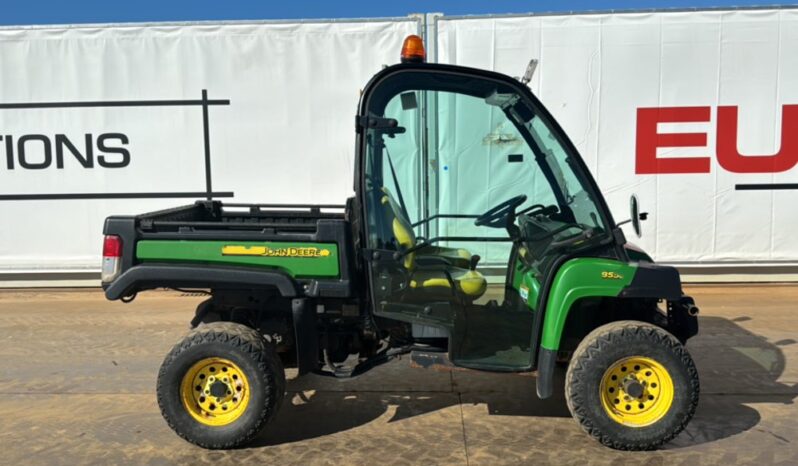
104,264,300,300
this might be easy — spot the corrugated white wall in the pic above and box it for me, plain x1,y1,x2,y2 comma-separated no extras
436,9,798,264
1,8,796,274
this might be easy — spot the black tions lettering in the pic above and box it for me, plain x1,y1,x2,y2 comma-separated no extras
1,133,130,170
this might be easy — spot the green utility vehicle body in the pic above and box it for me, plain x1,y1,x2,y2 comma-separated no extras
137,240,664,353
102,54,699,450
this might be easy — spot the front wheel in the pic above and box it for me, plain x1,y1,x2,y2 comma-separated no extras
157,322,285,449
565,321,699,450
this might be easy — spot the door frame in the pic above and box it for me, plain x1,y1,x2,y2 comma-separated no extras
354,62,625,371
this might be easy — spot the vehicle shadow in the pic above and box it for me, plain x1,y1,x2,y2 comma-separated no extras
665,315,797,449
251,315,796,449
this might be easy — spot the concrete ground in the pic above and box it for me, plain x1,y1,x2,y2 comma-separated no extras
0,286,796,465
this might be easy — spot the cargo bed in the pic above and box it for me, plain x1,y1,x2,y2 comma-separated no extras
102,200,356,300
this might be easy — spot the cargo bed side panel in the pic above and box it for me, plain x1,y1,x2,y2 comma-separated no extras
136,240,340,278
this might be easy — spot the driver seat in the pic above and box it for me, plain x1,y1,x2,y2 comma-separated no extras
378,188,487,300
379,188,476,269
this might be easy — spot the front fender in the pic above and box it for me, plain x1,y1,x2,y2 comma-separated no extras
534,258,683,399
540,258,636,351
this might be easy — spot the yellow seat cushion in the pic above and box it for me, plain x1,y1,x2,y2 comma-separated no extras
409,268,487,299
417,246,473,269
380,188,474,269
378,187,484,300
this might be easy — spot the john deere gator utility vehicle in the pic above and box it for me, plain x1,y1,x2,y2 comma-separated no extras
101,35,699,451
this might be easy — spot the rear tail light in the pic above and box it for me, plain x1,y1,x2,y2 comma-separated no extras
101,235,122,282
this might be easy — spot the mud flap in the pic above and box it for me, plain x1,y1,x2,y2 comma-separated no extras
536,348,557,399
292,298,319,376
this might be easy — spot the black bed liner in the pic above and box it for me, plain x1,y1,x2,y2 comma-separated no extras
137,201,346,235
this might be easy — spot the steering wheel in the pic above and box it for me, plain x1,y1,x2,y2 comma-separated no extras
474,194,528,229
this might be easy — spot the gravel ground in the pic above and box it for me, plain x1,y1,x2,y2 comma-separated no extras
0,285,796,465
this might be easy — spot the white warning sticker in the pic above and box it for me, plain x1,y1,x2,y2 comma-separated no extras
519,285,529,302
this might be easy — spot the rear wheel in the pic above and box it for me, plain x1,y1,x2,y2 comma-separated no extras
157,322,285,449
565,321,699,450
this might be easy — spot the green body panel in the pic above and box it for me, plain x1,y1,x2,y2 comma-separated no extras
136,240,340,278
540,258,637,350
511,257,541,311
511,258,525,290
511,257,542,311
518,270,541,311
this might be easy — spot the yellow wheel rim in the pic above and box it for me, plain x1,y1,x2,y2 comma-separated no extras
180,357,251,427
599,356,674,427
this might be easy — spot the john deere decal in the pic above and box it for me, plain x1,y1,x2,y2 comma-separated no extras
222,245,331,258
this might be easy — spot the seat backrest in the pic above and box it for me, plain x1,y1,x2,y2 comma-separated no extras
379,187,416,269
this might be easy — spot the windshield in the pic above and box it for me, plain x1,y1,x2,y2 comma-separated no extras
517,106,608,239
362,71,611,264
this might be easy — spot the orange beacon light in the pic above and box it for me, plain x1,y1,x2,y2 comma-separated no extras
400,35,426,63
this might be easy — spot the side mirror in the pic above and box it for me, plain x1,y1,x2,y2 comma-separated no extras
629,194,648,238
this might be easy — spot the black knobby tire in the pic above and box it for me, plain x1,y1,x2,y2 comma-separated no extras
157,321,286,449
565,320,699,450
